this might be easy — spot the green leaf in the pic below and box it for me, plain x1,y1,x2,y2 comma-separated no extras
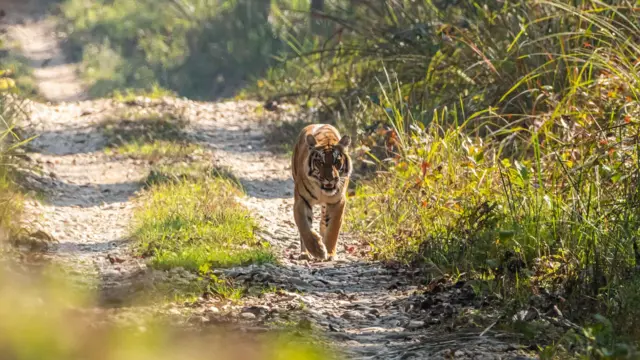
498,230,516,240
611,173,621,183
486,259,499,268
514,160,529,180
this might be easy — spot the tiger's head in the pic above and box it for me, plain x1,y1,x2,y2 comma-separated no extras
306,133,352,196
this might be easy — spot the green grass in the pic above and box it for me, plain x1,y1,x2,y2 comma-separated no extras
132,170,274,272
144,163,237,187
257,0,640,354
111,85,176,102
105,140,201,160
100,110,201,161
101,110,185,142
0,59,29,244
149,270,245,303
345,89,640,356
344,69,640,352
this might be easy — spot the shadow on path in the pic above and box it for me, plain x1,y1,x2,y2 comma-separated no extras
2,0,86,103
24,172,141,208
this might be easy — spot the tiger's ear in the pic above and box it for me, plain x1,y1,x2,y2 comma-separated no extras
306,134,317,148
338,135,351,149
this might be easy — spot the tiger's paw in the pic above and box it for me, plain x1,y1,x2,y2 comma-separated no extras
297,253,311,261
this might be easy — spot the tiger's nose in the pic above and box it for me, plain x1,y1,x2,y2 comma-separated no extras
323,178,337,187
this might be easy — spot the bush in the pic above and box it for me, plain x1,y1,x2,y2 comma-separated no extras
59,0,310,99
0,40,28,243
259,0,640,348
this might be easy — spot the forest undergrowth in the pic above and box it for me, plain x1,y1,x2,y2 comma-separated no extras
20,0,640,357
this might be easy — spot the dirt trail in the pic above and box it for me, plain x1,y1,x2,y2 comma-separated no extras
3,0,86,102
3,1,536,359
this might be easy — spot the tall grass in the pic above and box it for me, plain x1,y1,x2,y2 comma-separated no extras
253,0,640,347
0,43,28,243
99,110,203,161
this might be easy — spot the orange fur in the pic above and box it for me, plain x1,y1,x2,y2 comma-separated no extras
291,124,352,260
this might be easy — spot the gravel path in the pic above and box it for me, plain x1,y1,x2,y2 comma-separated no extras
3,0,86,102
2,1,537,359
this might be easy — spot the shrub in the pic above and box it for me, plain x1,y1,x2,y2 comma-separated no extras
59,0,310,99
0,43,28,243
266,0,640,345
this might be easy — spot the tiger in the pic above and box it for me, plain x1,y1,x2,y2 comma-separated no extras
291,124,352,261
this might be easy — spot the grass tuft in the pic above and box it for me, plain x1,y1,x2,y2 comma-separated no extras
100,110,200,161
132,170,274,272
144,162,239,188
0,56,29,244
105,140,200,160
0,169,23,243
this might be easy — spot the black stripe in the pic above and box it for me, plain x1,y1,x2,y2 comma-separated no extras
301,195,312,210
307,153,315,175
302,181,317,200
307,216,313,223
343,156,351,175
325,216,330,225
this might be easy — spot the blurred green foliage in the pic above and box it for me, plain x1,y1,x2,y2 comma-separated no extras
60,0,313,99
0,267,330,360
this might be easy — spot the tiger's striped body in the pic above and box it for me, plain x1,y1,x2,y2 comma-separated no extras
291,124,352,261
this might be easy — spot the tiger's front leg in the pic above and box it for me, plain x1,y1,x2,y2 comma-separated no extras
293,195,328,260
319,205,327,238
322,200,346,260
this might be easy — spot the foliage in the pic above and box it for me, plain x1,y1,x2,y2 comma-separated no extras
0,98,24,241
105,140,201,160
269,0,640,351
539,312,640,359
0,36,30,243
132,166,275,272
59,0,312,99
0,30,39,99
144,162,239,187
52,0,640,353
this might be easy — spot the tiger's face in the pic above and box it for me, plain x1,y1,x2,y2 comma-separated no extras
306,134,351,196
